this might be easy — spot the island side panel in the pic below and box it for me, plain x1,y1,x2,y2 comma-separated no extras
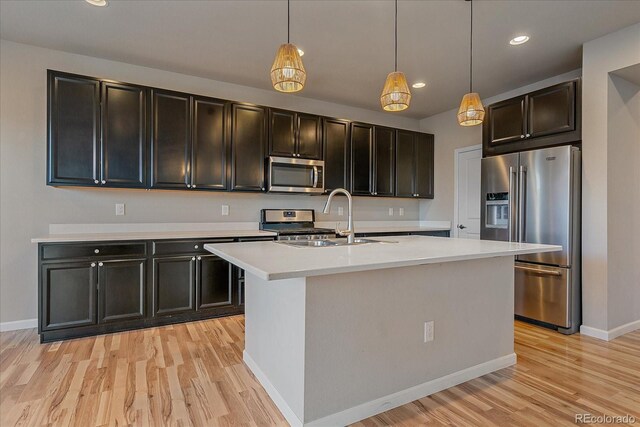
243,272,307,425
302,256,516,425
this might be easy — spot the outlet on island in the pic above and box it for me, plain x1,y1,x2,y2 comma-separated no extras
221,205,229,216
388,208,394,216
115,203,125,216
424,321,434,343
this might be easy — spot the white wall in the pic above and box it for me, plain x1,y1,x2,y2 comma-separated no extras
418,69,582,224
0,40,425,325
581,23,640,334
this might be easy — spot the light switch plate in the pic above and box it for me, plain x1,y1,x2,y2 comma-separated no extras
115,203,125,216
221,205,229,216
388,208,394,216
399,207,405,216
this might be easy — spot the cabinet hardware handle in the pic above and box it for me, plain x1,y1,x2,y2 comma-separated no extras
98,262,103,267
261,187,265,191
192,184,196,188
191,257,196,261
520,135,525,139
94,249,100,254
91,263,96,267
94,179,99,184
197,256,202,261
525,133,531,138
187,184,191,188
194,245,199,249
101,180,106,184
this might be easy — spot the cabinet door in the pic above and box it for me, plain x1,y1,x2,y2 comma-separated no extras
192,97,227,190
231,104,267,191
47,71,100,186
41,262,96,330
527,81,575,139
373,127,395,196
395,130,416,197
151,91,191,189
153,256,195,316
269,109,296,157
486,96,526,145
322,118,350,192
101,82,147,187
196,255,233,310
297,113,322,159
98,259,145,323
350,123,374,195
415,133,434,199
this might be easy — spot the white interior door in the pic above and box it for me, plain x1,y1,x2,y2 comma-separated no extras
455,146,482,239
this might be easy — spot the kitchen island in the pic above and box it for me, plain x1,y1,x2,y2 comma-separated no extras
205,236,561,426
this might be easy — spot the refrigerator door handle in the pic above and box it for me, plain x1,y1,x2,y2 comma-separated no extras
508,166,517,242
515,264,562,276
518,165,527,242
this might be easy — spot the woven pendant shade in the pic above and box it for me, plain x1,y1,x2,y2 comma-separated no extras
457,92,485,126
380,71,411,112
270,43,306,93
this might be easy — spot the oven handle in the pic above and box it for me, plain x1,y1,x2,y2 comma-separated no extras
313,166,319,188
515,265,562,276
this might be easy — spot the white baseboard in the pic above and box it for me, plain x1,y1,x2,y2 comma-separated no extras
581,319,640,341
0,318,37,332
244,350,516,427
243,351,304,427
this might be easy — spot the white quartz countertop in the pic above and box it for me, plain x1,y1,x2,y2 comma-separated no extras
205,236,562,281
355,226,450,233
31,229,276,243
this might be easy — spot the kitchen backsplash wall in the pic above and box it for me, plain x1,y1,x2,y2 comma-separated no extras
0,40,422,325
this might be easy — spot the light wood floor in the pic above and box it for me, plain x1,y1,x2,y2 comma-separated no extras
1,318,639,427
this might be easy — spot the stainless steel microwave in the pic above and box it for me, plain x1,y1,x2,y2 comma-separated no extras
268,156,324,193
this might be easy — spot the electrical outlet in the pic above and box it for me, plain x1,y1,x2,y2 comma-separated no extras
424,321,434,343
388,207,394,216
338,206,344,216
115,203,125,216
221,205,229,216
399,207,405,216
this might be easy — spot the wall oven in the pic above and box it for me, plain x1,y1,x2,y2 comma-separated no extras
268,156,324,193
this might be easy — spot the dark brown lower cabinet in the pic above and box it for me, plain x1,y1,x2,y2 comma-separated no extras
153,256,196,316
196,255,233,310
98,259,146,323
41,261,97,331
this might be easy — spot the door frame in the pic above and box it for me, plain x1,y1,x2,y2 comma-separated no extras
453,144,482,238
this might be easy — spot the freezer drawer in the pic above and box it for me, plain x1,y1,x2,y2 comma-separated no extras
515,262,570,328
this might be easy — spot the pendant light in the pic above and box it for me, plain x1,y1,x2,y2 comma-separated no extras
457,0,485,126
380,0,411,112
270,0,306,93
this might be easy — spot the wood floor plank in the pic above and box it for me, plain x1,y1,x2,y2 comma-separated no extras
1,318,639,426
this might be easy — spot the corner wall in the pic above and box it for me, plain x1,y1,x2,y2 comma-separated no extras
581,23,640,337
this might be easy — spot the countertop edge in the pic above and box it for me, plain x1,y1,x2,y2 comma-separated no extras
31,230,277,243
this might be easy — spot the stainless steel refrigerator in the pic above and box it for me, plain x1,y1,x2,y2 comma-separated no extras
480,145,581,334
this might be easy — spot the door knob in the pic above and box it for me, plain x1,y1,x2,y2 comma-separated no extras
457,224,467,229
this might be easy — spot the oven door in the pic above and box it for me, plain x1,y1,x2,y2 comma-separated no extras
268,157,324,193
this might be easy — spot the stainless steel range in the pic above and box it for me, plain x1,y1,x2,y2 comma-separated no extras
259,209,335,241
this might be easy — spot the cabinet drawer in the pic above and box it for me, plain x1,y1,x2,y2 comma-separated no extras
152,239,234,255
42,242,146,260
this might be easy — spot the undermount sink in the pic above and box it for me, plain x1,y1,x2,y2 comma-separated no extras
279,238,398,248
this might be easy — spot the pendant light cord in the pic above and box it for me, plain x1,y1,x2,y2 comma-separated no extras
394,0,398,72
469,0,473,93
287,0,290,43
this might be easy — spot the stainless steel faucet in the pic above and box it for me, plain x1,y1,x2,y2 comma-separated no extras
322,188,355,244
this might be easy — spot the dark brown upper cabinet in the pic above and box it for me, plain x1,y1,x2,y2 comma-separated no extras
395,130,434,199
483,79,580,157
373,126,396,197
101,82,148,188
230,103,267,191
269,109,322,159
151,90,191,189
192,97,228,190
322,117,350,193
151,92,228,190
350,123,374,195
47,71,100,186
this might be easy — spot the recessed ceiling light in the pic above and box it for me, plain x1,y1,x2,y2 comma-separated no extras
297,48,304,56
412,82,426,89
85,0,108,6
509,35,530,46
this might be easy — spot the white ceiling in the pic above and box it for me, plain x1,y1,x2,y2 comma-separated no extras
1,0,640,118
